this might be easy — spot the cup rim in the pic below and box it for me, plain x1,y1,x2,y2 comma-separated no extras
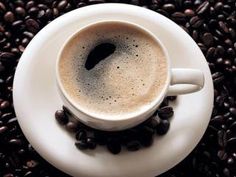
56,20,171,121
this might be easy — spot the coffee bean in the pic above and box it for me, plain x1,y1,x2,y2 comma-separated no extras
227,137,236,147
216,45,225,56
217,150,228,160
25,19,39,33
107,140,121,154
190,16,204,28
229,28,236,39
0,126,8,134
217,130,227,147
157,106,174,119
229,107,236,116
87,137,97,149
55,110,68,125
201,33,214,46
3,174,14,177
171,12,186,22
218,21,229,33
192,30,198,41
162,4,175,12
206,47,215,58
156,119,170,135
75,140,88,150
4,11,15,23
0,2,6,13
57,0,68,11
23,171,33,177
126,140,141,151
26,160,38,168
8,138,22,147
227,157,234,165
75,129,87,141
139,133,153,147
0,100,10,110
65,121,78,133
223,168,231,177
210,115,224,125
184,9,195,17
212,72,224,85
15,7,26,17
196,1,209,15
145,117,160,128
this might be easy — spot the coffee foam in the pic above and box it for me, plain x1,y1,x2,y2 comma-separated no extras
59,22,168,117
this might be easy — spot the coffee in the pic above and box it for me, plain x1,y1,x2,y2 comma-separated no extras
58,22,168,117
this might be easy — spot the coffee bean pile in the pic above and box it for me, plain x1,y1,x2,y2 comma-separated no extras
0,0,235,176
55,97,175,154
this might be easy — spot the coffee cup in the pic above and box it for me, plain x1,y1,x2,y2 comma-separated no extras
56,20,204,131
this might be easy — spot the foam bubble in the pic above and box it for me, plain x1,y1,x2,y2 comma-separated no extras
59,22,168,117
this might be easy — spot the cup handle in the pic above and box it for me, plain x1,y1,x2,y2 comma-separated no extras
167,68,204,96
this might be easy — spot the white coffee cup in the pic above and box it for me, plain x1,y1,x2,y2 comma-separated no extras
56,20,204,131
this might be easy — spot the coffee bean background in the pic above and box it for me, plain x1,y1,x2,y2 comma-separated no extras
0,0,236,176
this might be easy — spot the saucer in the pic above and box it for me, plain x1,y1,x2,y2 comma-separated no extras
13,4,214,177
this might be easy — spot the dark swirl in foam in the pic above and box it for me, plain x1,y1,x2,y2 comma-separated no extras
59,22,168,118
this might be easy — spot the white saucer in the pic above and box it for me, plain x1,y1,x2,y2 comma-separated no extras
13,4,214,177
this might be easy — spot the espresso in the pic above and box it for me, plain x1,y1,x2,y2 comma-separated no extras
58,22,168,117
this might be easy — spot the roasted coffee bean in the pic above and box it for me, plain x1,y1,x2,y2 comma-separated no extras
171,12,186,22
212,72,224,85
126,140,141,151
227,157,234,165
157,106,174,119
87,137,97,149
196,1,209,15
65,121,78,133
75,129,87,141
218,21,229,33
227,137,236,147
107,140,121,154
139,132,153,147
15,7,26,17
75,140,88,150
145,117,160,129
162,4,175,12
62,105,72,116
190,16,204,28
201,33,214,46
55,109,68,125
217,130,227,147
229,107,236,116
0,100,10,110
3,173,14,177
4,11,15,23
25,19,39,33
210,115,224,125
156,119,170,135
206,47,215,58
0,126,8,134
0,2,6,13
217,150,228,160
184,9,195,17
57,0,68,11
8,138,22,147
223,168,231,177
26,160,38,168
